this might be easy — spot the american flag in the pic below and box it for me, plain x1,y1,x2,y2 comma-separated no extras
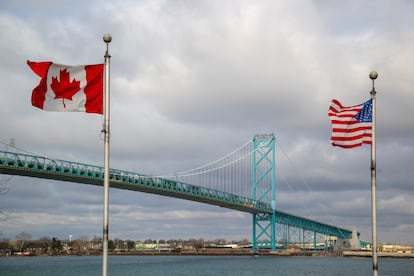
328,99,372,148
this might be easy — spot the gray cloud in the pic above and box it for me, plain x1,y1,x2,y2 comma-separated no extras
0,0,413,245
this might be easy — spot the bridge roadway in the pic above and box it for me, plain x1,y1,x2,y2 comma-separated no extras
0,150,354,239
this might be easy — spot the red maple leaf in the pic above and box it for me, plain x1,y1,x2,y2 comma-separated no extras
50,68,81,108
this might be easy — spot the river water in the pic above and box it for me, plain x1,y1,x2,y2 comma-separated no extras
1,255,413,275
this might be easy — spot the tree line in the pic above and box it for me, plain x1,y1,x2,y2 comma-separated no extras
0,231,250,256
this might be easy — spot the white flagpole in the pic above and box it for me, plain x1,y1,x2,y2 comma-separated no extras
369,71,378,276
102,33,112,276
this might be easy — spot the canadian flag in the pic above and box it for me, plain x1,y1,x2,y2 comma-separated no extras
27,60,104,114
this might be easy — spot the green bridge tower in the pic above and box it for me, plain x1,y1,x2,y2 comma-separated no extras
252,133,276,252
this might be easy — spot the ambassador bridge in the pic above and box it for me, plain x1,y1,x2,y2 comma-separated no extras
0,134,359,252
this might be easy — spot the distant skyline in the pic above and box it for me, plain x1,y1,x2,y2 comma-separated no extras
1,0,413,245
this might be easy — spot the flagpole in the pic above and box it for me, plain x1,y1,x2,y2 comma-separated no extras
369,71,378,276
102,33,112,276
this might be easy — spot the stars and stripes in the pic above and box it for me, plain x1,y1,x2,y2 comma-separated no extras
328,98,372,148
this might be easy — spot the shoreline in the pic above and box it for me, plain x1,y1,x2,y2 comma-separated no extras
4,249,414,259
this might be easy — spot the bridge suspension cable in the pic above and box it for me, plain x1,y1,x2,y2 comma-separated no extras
158,139,255,198
162,140,252,177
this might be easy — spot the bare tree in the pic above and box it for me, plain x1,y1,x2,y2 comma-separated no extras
39,236,52,254
126,240,135,251
15,232,31,252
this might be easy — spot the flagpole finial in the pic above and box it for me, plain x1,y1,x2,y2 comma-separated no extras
103,34,112,44
369,71,378,96
103,34,112,58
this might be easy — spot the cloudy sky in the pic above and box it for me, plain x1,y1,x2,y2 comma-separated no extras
0,0,413,245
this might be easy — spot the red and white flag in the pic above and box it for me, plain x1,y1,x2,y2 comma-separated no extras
328,98,372,148
27,60,104,114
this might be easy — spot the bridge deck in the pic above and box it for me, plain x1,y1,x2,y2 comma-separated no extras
0,150,354,239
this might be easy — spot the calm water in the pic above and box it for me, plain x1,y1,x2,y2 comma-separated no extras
1,255,413,275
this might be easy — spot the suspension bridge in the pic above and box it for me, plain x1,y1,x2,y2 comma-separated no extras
0,134,360,252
